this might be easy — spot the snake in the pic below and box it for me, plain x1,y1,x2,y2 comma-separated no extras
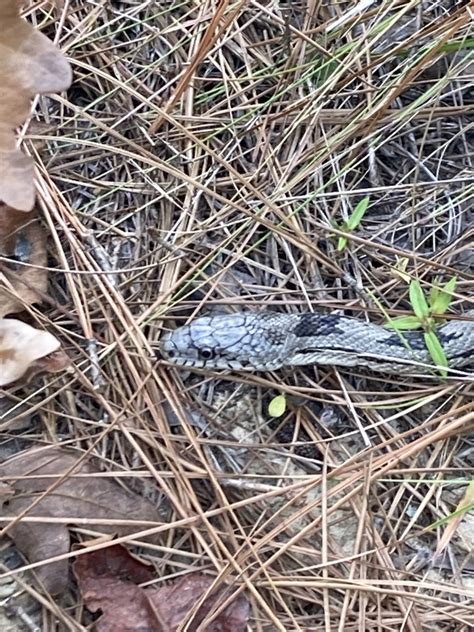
160,311,474,376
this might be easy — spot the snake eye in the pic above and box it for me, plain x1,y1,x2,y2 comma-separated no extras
199,348,215,360
166,349,176,359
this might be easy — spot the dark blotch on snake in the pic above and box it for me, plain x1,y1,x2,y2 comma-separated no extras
293,313,345,338
437,330,463,344
384,331,428,352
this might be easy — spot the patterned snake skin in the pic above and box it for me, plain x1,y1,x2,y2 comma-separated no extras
161,311,474,375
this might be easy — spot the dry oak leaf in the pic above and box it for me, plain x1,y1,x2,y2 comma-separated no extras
0,0,72,210
0,203,47,316
75,547,250,632
147,574,250,632
0,447,163,594
0,318,64,385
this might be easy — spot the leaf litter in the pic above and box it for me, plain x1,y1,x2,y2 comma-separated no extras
0,317,68,386
0,1,72,387
0,203,48,317
0,0,71,211
74,545,250,632
0,448,163,594
1,1,473,630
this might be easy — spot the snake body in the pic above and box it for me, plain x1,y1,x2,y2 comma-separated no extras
161,311,474,375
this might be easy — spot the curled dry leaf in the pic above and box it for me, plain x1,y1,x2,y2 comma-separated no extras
0,318,63,385
0,0,72,210
0,448,163,594
0,203,47,316
75,546,250,632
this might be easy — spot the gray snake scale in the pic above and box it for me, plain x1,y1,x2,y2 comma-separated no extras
161,311,474,376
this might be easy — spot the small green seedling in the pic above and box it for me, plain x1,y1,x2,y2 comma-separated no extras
429,275,457,315
268,394,287,417
386,276,457,377
336,196,370,252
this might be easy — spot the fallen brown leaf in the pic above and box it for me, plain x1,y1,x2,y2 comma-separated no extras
74,546,163,632
75,544,156,585
0,318,63,386
0,0,72,210
147,573,250,632
81,576,156,632
0,129,34,211
0,448,163,593
0,203,48,316
75,547,250,632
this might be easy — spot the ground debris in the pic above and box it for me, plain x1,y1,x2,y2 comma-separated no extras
0,447,163,594
75,545,249,632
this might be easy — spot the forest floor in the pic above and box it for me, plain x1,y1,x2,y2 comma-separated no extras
1,1,473,630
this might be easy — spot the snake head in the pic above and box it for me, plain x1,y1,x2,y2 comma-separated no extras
160,313,286,371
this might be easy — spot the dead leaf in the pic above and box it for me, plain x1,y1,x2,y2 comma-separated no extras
75,545,156,586
0,130,35,211
74,546,164,632
0,448,163,593
75,547,250,632
147,573,250,632
79,577,157,632
0,0,72,210
0,203,48,316
0,318,62,385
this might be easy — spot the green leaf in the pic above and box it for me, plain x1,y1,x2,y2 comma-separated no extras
429,285,440,307
268,394,287,417
347,196,370,231
424,331,448,377
442,275,457,293
430,276,457,315
409,280,430,320
337,236,348,251
384,316,423,330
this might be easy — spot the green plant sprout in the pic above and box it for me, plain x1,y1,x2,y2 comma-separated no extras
336,196,370,251
386,276,457,377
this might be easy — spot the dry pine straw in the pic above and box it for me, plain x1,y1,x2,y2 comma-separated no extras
5,1,474,630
